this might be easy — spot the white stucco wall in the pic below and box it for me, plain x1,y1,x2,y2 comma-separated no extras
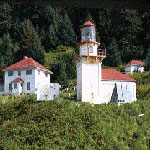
51,83,61,98
4,69,51,95
101,80,136,104
4,69,36,94
77,62,102,104
125,65,144,74
77,62,82,100
37,83,60,101
35,69,50,94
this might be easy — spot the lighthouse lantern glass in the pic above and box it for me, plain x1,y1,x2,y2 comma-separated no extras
81,26,96,42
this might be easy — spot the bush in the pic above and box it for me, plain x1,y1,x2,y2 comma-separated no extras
128,72,150,100
0,96,150,149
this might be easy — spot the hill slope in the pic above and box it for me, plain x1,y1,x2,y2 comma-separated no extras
0,95,150,149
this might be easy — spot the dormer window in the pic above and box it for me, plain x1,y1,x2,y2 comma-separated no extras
8,71,13,76
26,70,32,75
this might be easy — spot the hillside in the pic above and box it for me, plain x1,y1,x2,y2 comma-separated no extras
0,92,150,149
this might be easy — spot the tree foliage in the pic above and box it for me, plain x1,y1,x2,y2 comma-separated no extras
103,38,121,67
44,46,76,88
0,2,149,86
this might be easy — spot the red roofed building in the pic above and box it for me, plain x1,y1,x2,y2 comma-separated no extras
102,69,135,81
125,60,145,74
101,69,136,104
2,56,60,99
2,56,53,74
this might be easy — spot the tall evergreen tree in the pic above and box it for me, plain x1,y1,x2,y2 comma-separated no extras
16,19,44,64
0,34,14,81
58,13,77,47
103,38,121,67
0,2,12,35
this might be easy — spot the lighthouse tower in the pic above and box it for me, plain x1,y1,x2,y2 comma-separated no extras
77,21,106,104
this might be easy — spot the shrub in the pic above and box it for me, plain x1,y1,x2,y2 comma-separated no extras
0,96,150,149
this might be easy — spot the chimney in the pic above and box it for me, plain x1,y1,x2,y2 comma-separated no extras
24,56,28,59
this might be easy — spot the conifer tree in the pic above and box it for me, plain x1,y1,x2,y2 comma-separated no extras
103,38,121,67
58,13,77,47
110,83,118,104
17,19,44,63
0,34,14,81
57,59,69,88
0,2,12,35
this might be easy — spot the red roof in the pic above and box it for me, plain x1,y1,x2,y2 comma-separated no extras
12,78,24,82
2,57,53,74
102,69,135,81
126,60,145,66
82,21,96,27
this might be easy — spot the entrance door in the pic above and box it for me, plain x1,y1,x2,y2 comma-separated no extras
20,82,23,95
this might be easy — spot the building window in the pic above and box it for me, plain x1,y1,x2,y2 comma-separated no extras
9,83,12,91
45,73,48,77
38,70,40,75
18,71,21,76
118,100,125,103
27,82,30,90
8,71,13,76
26,70,32,75
89,46,93,53
14,83,17,89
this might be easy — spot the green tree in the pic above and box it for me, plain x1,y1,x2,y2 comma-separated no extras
57,13,77,48
39,6,60,52
0,34,14,81
0,2,12,35
44,46,76,88
103,38,121,67
16,19,44,64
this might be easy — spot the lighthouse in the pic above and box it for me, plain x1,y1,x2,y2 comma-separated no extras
77,21,106,104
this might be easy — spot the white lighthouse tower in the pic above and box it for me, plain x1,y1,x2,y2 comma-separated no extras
77,21,106,104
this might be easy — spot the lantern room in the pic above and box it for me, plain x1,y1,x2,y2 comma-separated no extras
81,21,96,42
78,20,106,60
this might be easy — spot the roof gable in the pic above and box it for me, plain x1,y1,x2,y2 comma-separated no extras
2,57,53,74
126,60,145,66
102,69,135,81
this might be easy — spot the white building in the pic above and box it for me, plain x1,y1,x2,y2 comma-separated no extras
77,21,136,104
125,60,145,74
2,56,60,100
101,69,136,104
